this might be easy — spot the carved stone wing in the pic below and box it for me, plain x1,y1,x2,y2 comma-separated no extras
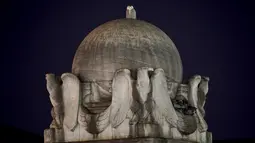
96,107,111,133
151,68,178,127
78,105,91,131
198,77,209,116
188,75,208,132
46,74,62,107
188,75,201,108
61,73,80,131
110,69,133,128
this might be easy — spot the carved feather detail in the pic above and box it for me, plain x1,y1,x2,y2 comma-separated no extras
46,74,62,107
61,73,80,131
79,105,110,134
110,69,133,128
96,108,111,132
188,75,201,108
136,67,153,103
198,77,209,117
78,69,134,133
188,75,208,132
78,106,91,129
151,68,178,127
46,74,63,127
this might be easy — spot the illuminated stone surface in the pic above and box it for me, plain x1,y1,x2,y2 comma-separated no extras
44,6,212,143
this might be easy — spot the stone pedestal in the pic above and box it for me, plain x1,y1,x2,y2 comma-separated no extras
71,138,196,143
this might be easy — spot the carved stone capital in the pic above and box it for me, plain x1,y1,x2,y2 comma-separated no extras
44,69,211,143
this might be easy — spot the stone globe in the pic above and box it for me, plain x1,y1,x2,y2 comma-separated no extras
72,18,183,83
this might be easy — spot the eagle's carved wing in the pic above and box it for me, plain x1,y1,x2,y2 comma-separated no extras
61,73,80,131
110,69,133,128
198,77,209,116
96,107,111,133
151,68,178,127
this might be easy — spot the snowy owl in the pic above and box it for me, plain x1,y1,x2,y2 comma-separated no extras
126,5,136,19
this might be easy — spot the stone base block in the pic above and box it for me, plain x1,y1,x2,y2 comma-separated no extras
69,138,196,143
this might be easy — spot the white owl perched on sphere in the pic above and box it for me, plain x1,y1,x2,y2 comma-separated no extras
126,6,136,19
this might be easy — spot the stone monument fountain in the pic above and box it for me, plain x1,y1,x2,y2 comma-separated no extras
44,6,212,143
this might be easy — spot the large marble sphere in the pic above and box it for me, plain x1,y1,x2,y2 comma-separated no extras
72,18,183,82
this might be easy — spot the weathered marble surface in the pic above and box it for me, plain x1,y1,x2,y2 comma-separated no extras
45,68,211,143
44,6,212,143
70,137,200,143
71,11,183,83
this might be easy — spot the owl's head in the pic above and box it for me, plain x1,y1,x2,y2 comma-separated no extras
127,6,134,11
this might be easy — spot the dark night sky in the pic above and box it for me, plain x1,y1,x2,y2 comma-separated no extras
1,0,254,140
